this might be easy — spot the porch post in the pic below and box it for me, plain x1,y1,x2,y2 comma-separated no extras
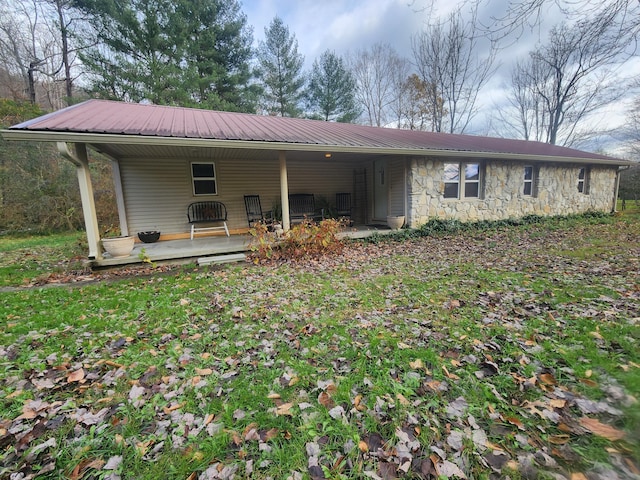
279,151,290,232
57,142,102,260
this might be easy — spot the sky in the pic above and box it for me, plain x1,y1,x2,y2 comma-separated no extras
241,0,639,153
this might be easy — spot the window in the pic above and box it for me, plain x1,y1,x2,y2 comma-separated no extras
578,167,590,194
191,162,217,196
443,162,481,199
443,163,460,198
523,166,534,196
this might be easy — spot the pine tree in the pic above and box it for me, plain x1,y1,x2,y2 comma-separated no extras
256,16,305,117
75,0,257,112
307,50,359,122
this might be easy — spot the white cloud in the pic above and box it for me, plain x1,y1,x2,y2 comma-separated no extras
242,0,638,152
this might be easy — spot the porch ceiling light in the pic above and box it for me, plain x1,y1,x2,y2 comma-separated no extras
325,152,332,158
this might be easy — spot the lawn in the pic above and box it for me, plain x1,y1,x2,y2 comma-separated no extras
1,212,639,479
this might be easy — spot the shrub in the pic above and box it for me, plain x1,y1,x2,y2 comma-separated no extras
248,218,345,264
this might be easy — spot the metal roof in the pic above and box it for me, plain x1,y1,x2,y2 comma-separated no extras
2,99,630,165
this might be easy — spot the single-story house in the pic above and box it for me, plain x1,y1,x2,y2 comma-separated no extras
1,99,631,264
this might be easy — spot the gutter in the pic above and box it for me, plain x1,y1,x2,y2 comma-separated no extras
0,129,632,167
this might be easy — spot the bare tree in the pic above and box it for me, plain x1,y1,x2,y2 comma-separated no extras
487,0,639,48
624,93,640,159
0,0,80,108
349,43,409,127
499,11,634,146
412,6,496,133
493,57,549,142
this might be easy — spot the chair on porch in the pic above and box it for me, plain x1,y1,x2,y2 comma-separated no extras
335,192,353,226
244,195,275,229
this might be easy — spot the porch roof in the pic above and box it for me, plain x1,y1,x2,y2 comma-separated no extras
2,99,631,166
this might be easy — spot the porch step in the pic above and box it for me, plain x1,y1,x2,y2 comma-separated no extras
197,253,246,266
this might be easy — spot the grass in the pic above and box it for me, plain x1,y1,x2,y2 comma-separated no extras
0,212,639,479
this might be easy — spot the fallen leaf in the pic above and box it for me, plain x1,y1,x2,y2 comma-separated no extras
67,368,85,383
276,402,294,416
571,473,588,480
549,399,566,409
318,391,335,409
548,434,571,445
579,417,625,441
163,402,184,414
505,416,526,431
409,359,424,370
359,440,369,452
436,459,467,478
443,365,460,380
195,367,213,375
539,373,557,385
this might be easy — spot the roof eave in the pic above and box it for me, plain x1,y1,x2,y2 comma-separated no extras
1,129,631,166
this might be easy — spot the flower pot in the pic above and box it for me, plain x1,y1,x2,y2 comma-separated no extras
102,236,135,258
386,215,405,230
138,231,160,243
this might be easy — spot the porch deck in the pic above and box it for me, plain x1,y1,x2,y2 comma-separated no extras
92,225,394,268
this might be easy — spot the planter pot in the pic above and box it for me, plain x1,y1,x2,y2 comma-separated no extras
138,231,160,243
386,215,405,230
102,236,135,258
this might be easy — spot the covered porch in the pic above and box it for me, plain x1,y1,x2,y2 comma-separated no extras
95,225,396,268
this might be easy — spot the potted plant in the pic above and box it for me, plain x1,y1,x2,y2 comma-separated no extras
101,225,135,258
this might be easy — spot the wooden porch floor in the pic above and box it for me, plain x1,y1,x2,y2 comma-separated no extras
92,225,394,268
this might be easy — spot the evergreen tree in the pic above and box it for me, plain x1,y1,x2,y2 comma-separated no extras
256,16,305,117
74,0,257,112
307,50,358,122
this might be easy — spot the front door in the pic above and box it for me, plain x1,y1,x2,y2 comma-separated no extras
373,158,388,221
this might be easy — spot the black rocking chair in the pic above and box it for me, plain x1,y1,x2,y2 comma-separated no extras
244,195,275,229
335,192,353,226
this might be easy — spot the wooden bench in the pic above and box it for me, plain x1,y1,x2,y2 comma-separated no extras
187,201,230,239
289,194,322,224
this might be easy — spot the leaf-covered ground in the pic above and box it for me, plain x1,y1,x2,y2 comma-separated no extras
1,216,639,479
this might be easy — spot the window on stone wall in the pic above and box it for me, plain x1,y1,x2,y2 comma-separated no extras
578,167,590,194
524,165,542,197
191,162,217,196
443,163,460,198
443,162,482,199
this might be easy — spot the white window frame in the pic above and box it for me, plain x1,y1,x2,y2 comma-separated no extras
524,165,540,197
191,162,218,196
578,167,590,195
443,162,482,199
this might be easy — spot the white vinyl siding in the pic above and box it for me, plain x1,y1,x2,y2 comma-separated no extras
388,158,406,216
118,156,360,234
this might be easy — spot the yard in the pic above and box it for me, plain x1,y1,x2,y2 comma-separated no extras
0,211,639,479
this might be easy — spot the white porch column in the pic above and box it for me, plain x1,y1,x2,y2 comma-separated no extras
279,151,290,232
57,142,102,260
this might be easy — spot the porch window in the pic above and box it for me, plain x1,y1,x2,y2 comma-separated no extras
443,162,482,199
523,165,538,196
578,167,590,194
191,162,217,196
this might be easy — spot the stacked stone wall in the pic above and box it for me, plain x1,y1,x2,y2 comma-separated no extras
407,158,617,227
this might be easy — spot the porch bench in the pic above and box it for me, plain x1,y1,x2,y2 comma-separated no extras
187,201,230,239
289,194,323,224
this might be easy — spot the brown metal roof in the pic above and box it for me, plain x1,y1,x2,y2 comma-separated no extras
5,99,629,164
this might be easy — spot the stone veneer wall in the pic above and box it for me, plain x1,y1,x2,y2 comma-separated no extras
407,158,618,227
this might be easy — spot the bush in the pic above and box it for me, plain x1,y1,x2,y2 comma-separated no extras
248,218,345,264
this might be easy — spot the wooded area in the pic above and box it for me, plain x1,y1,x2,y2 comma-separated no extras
0,0,638,233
